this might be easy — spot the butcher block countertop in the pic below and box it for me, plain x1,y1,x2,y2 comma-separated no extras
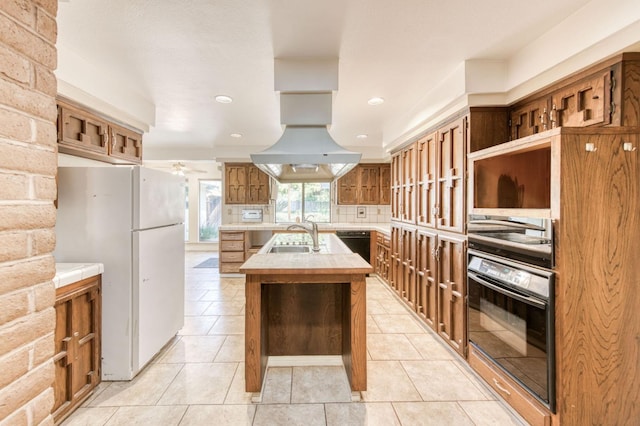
240,253,372,274
240,233,372,274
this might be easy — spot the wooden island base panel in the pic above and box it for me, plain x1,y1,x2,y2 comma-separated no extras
240,234,372,395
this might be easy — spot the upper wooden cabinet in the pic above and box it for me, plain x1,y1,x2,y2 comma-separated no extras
57,102,109,157
379,164,391,205
391,153,402,220
416,132,437,228
224,163,270,204
337,167,358,204
57,99,143,164
109,123,143,163
508,53,640,140
336,163,390,205
436,117,466,234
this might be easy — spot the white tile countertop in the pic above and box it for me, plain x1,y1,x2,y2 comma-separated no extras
219,222,391,235
54,263,104,289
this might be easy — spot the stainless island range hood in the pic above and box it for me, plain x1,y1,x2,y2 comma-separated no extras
251,59,361,183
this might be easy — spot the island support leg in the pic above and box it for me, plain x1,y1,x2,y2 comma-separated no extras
245,274,266,392
343,274,367,391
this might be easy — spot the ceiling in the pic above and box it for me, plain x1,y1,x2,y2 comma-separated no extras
55,0,639,165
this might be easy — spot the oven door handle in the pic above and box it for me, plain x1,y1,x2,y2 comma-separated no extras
468,272,547,309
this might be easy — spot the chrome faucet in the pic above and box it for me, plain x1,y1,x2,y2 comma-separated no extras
287,219,320,252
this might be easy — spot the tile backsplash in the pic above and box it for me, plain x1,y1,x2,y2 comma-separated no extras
222,204,391,224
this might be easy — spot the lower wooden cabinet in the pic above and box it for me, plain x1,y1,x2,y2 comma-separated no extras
388,223,467,357
435,232,466,356
374,232,391,283
400,226,417,308
389,224,402,293
415,229,438,329
53,275,102,423
219,231,248,273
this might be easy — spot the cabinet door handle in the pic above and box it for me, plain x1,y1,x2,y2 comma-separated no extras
493,378,511,396
112,131,116,148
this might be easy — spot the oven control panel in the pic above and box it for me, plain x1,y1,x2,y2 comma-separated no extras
471,257,531,287
468,255,551,298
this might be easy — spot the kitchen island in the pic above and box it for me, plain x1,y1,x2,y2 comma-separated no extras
239,233,372,396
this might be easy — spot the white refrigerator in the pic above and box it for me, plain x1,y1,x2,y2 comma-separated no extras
54,166,186,380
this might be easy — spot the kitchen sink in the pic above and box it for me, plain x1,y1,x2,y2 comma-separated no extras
268,245,311,253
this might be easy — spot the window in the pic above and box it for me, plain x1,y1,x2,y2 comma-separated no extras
275,182,331,223
199,180,222,242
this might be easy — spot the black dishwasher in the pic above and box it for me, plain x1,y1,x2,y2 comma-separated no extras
336,231,371,264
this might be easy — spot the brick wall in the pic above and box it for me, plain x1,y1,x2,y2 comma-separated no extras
0,1,58,425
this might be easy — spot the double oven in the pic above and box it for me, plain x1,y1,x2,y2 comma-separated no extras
467,215,555,412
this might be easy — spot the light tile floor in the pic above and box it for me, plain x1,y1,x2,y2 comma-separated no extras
62,252,528,426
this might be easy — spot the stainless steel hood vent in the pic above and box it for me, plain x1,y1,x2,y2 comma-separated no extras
251,125,360,183
251,58,361,183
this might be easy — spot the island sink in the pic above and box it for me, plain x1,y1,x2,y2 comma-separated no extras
268,245,311,253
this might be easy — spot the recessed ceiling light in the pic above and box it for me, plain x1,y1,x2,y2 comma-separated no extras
367,97,384,106
230,133,242,138
356,134,368,139
215,95,233,104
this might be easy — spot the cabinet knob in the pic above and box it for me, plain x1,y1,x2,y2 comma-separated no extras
623,142,636,152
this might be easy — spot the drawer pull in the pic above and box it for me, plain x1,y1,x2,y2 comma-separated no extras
493,378,511,396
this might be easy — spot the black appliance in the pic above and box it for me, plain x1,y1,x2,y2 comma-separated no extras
467,215,555,412
336,230,371,264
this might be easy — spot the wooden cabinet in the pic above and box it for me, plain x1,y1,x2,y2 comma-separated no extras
413,228,466,356
508,53,640,140
554,128,639,425
390,111,497,359
337,163,391,205
400,144,417,223
509,97,550,141
400,226,417,308
550,68,611,128
390,153,402,220
108,123,143,163
53,276,101,423
416,132,437,228
436,117,467,234
247,164,271,203
389,224,402,293
359,165,380,204
415,229,437,329
435,232,466,356
57,102,109,157
399,115,472,233
374,232,391,283
337,167,358,204
468,127,640,425
57,99,143,164
219,231,248,273
224,163,270,204
379,164,391,205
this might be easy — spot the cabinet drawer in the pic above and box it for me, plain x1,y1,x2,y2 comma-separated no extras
220,240,245,251
220,251,245,263
221,231,245,241
220,262,243,273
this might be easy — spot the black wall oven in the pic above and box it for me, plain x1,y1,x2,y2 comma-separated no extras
467,215,555,412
